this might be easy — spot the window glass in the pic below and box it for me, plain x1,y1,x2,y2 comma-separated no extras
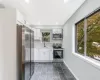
76,20,84,54
42,32,50,42
87,11,100,60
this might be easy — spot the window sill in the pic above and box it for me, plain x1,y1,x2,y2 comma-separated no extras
73,53,100,70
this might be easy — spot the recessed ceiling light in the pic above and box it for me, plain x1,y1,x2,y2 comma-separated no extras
25,0,30,3
64,0,69,3
56,22,59,25
37,22,41,25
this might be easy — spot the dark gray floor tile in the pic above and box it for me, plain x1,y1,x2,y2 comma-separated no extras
59,73,68,80
63,69,74,78
67,77,76,80
25,63,31,80
30,62,76,80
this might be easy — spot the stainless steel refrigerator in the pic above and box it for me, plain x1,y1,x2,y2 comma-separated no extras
17,24,34,80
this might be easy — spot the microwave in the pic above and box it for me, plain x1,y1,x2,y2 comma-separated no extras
53,34,63,39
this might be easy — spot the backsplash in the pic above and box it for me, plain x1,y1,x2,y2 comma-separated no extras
34,40,62,48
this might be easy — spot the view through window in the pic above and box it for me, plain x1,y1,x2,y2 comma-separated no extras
76,20,84,55
76,9,100,61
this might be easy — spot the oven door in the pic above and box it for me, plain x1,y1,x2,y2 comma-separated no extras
53,50,63,59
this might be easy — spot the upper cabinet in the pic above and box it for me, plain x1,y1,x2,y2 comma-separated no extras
52,29,62,34
17,10,25,24
33,28,41,40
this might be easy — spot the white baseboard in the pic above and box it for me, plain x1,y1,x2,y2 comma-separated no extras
63,60,79,80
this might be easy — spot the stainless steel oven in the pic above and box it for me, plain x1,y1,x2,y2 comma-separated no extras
53,49,63,59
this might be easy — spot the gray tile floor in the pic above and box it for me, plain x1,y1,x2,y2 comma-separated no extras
31,62,76,80
25,62,34,80
25,63,31,80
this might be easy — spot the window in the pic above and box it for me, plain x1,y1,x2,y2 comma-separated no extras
42,32,50,42
76,20,84,55
76,9,100,61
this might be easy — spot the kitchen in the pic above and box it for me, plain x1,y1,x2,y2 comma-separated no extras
24,26,66,80
32,27,63,62
1,0,99,80
0,9,75,80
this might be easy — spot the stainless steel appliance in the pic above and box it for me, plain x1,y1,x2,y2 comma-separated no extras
53,34,63,40
17,25,34,80
53,49,63,59
53,43,63,60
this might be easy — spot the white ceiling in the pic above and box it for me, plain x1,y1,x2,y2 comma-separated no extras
0,0,85,25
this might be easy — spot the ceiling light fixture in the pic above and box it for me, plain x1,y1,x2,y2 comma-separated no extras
37,22,41,25
64,0,69,3
56,22,59,25
25,0,30,3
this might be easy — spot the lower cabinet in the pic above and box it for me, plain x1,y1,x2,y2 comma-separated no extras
40,50,50,61
34,48,53,62
34,48,39,61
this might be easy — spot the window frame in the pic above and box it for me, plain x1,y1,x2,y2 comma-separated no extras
74,7,100,68
75,19,85,55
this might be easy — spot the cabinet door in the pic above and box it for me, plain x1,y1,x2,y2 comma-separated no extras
44,51,50,61
40,51,44,60
53,29,62,34
37,29,41,39
40,51,50,61
49,50,53,61
34,29,41,40
17,10,24,24
34,49,39,60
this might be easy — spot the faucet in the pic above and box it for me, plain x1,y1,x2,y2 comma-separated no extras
44,42,46,47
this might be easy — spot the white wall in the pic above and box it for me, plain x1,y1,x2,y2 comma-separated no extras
0,9,17,80
63,0,100,80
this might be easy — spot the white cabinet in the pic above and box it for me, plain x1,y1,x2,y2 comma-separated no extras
49,50,53,61
40,51,50,61
17,10,30,26
34,48,39,61
17,10,25,24
53,29,62,34
34,48,53,62
33,28,41,40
